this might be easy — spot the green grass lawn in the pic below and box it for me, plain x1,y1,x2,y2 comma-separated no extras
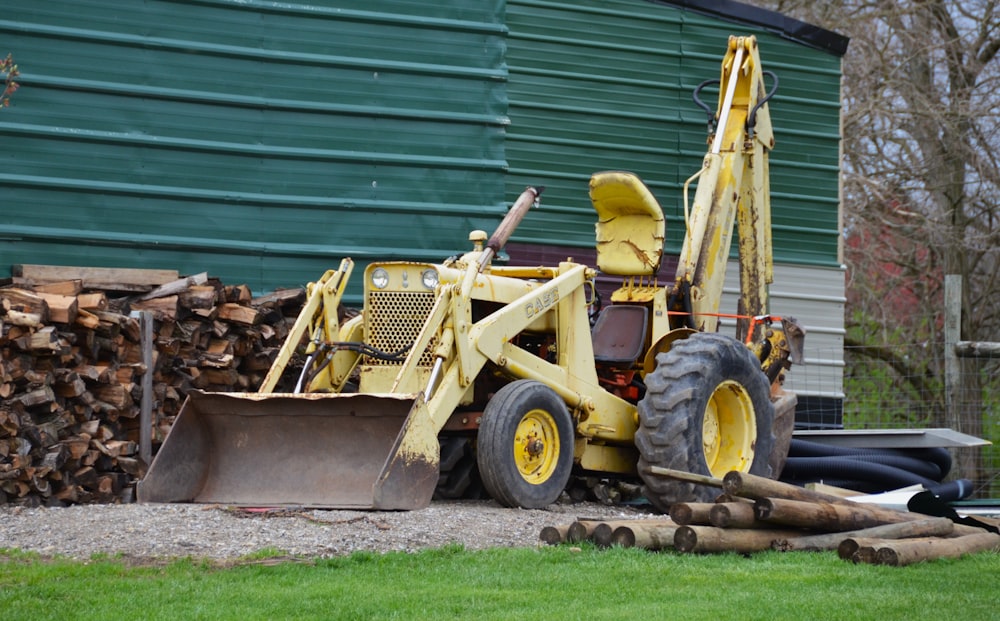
2,544,997,620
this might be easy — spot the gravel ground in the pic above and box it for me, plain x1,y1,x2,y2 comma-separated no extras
0,500,654,561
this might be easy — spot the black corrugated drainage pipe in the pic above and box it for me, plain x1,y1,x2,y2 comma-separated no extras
778,439,963,496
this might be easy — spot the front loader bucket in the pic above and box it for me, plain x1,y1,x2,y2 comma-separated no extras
137,390,440,510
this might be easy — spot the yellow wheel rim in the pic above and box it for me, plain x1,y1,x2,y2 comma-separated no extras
513,408,560,484
702,380,756,478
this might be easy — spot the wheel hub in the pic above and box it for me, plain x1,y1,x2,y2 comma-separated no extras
526,438,544,457
702,380,756,478
514,408,560,483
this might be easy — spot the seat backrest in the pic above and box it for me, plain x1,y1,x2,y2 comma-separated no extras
590,171,665,277
592,305,649,364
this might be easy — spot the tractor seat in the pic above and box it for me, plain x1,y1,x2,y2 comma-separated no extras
591,171,665,277
592,305,649,364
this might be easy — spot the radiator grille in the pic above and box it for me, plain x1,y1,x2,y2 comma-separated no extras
365,290,436,366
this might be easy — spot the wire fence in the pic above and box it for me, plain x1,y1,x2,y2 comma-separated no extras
792,344,999,499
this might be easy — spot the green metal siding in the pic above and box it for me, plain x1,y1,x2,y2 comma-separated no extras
1,0,842,297
504,0,843,267
0,0,508,294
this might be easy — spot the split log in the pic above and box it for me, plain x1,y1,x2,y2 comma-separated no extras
226,284,253,303
130,295,179,321
251,287,305,307
774,517,956,552
35,292,78,324
611,522,679,550
217,302,259,325
674,525,803,554
710,502,763,529
873,532,1000,566
25,327,63,353
16,384,57,408
178,285,219,310
92,383,133,410
74,308,101,329
4,309,43,327
1,288,49,319
76,292,108,311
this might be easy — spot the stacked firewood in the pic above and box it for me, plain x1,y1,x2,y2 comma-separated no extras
541,470,1000,566
0,265,306,507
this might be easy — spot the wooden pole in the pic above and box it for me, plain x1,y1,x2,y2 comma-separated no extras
773,517,955,552
648,466,724,488
539,524,569,545
723,471,855,505
669,502,716,525
131,310,154,466
755,497,903,531
874,532,1000,566
944,274,962,444
674,525,802,554
837,538,882,563
710,502,762,529
566,520,602,543
724,472,925,524
590,520,673,547
612,523,680,550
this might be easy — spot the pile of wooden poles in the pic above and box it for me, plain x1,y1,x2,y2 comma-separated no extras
540,469,1000,567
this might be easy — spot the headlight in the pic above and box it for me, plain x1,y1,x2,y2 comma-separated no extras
371,267,390,289
421,269,439,290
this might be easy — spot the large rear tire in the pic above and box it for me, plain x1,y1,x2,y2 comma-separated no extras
477,380,574,509
434,436,485,500
635,332,774,512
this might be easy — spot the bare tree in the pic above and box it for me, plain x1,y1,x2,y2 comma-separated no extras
748,0,1000,488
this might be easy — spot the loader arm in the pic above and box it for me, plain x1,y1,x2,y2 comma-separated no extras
258,258,354,393
674,35,776,341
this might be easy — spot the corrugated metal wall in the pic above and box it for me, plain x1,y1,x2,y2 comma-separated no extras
502,0,846,413
504,0,843,267
1,0,842,289
0,0,507,294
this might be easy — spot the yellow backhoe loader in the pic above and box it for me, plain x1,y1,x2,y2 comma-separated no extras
138,35,805,512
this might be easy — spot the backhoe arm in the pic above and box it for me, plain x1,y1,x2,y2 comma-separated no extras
674,35,776,340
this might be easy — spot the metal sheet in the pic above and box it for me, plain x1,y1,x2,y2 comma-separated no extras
794,428,992,449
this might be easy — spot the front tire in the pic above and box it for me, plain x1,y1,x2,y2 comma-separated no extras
635,333,774,512
477,380,574,509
